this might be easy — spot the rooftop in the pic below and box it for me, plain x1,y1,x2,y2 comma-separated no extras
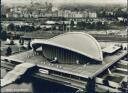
102,45,121,54
4,49,127,78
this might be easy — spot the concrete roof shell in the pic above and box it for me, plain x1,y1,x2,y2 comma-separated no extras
31,32,103,62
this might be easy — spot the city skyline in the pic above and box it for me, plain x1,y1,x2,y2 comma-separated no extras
2,0,127,6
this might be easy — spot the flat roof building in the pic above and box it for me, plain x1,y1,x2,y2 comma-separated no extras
103,45,121,54
2,32,127,92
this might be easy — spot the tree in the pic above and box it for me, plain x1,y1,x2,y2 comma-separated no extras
10,40,14,45
70,20,74,28
6,46,12,56
96,21,103,30
0,31,7,40
15,25,21,31
19,38,22,44
77,21,85,30
7,23,15,31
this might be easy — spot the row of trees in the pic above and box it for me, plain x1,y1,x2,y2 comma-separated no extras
1,30,21,40
118,20,128,26
76,21,109,30
97,9,127,19
41,20,110,31
5,40,31,56
7,23,41,32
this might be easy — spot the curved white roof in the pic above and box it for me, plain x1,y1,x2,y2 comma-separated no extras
31,32,103,62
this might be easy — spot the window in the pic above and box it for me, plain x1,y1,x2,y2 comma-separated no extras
80,77,87,81
61,73,70,78
71,75,80,80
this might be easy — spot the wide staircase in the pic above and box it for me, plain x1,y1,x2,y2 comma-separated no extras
1,63,36,87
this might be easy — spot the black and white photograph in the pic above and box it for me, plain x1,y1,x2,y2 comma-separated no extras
0,0,128,92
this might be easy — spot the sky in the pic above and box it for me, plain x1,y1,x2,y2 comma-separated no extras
2,0,127,6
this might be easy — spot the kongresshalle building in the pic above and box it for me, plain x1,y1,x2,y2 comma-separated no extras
30,32,127,92
2,32,127,92
31,32,103,64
